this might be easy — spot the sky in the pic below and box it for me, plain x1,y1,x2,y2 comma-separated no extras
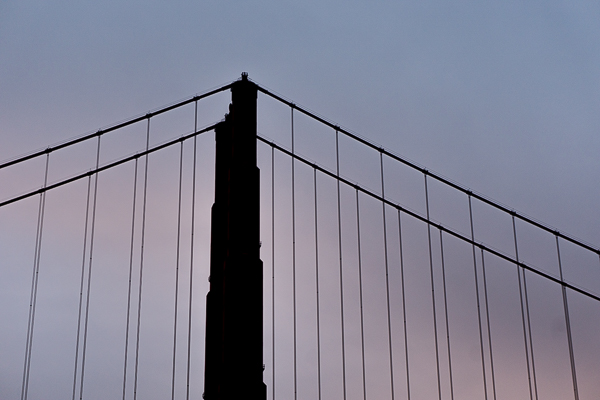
1,1,600,242
1,1,600,399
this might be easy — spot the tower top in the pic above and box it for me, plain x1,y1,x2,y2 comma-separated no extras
241,72,248,81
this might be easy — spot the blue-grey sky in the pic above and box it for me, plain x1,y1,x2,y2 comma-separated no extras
1,1,600,399
1,0,599,244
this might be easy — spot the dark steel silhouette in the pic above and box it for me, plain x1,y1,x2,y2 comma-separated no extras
204,73,266,400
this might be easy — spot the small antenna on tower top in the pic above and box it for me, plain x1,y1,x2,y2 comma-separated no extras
241,72,248,81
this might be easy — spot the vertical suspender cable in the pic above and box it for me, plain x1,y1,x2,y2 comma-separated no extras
468,195,489,400
271,146,276,400
73,172,93,400
522,272,538,400
397,210,411,400
185,101,199,400
380,153,395,400
480,249,497,400
514,217,539,400
314,169,322,400
512,216,534,400
424,174,442,400
122,159,139,400
290,108,298,400
79,136,102,400
438,230,454,400
355,190,367,400
134,118,151,400
335,129,348,400
556,237,579,400
21,152,50,400
171,141,184,400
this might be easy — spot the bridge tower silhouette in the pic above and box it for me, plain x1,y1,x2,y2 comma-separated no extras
204,74,266,400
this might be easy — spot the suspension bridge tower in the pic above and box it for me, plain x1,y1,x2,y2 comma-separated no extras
203,73,267,400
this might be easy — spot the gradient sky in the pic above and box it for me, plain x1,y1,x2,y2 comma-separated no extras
1,0,599,246
1,1,600,399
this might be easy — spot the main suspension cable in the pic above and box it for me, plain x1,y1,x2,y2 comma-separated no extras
257,138,600,302
0,83,232,172
256,84,600,257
